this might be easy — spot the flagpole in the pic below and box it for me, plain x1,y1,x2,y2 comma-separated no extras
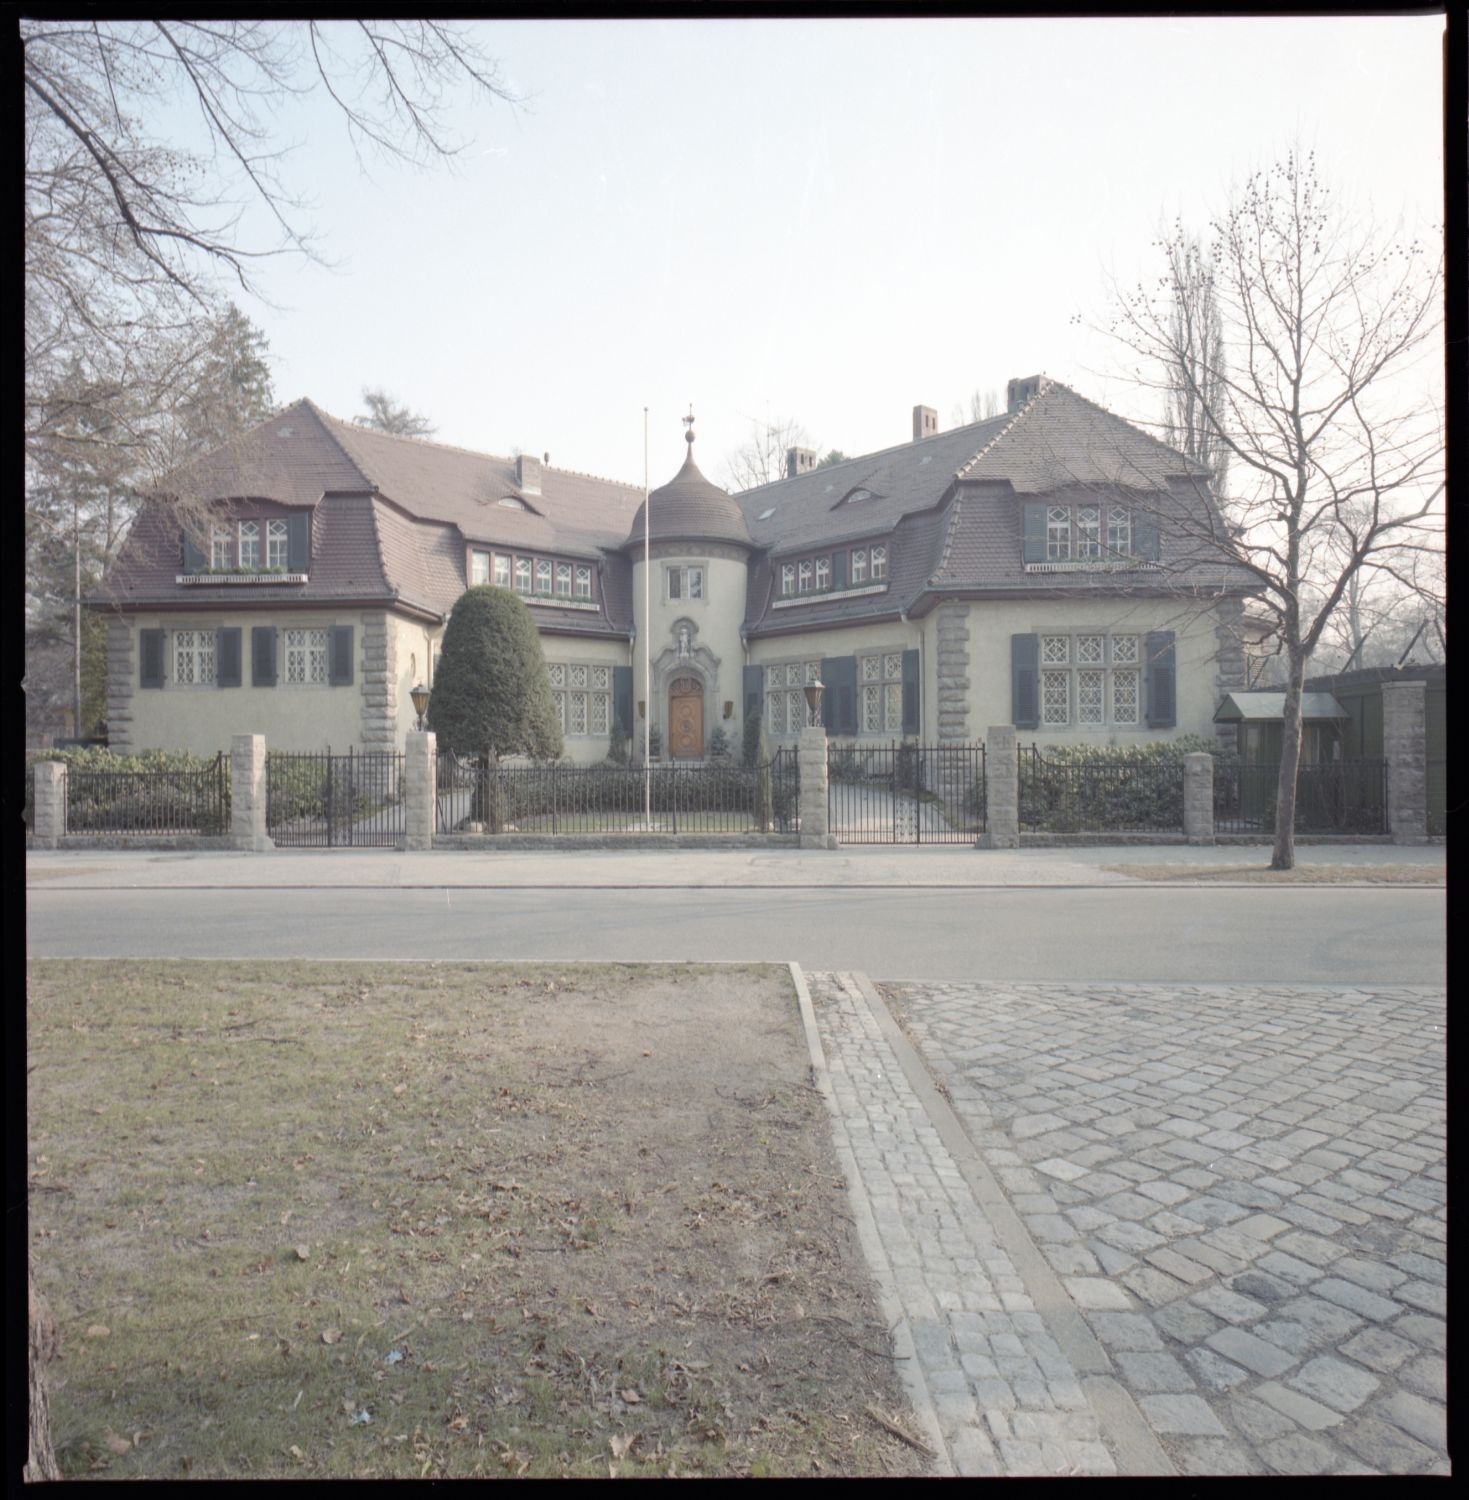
643,406,651,830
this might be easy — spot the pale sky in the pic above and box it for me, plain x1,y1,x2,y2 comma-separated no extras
222,16,1445,491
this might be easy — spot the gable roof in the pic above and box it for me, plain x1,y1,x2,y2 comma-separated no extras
1214,692,1350,723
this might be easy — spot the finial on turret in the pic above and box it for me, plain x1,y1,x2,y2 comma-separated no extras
682,405,695,446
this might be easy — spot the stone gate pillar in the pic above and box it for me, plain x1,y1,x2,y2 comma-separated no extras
32,762,65,849
979,725,1018,849
231,734,272,851
1183,752,1216,844
1383,681,1427,844
403,730,436,851
799,725,835,849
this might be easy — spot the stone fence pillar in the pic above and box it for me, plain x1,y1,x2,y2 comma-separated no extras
231,734,272,851
403,730,436,850
1183,752,1215,844
32,762,65,848
980,726,1018,848
1383,681,1427,844
799,725,834,849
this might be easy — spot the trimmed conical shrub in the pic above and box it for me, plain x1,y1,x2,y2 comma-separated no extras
426,586,563,761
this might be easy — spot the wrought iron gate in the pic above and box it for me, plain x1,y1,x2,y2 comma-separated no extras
827,742,985,844
266,748,405,847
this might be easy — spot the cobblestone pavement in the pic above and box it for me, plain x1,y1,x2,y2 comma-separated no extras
881,981,1448,1477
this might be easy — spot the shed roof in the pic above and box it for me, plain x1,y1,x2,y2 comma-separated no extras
1214,692,1350,723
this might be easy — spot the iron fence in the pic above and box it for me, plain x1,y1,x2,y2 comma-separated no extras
64,752,230,835
435,752,800,835
1019,747,1184,833
827,742,985,844
1214,760,1387,835
267,748,406,847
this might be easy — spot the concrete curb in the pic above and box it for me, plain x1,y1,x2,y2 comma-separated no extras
787,962,953,1475
850,972,1176,1478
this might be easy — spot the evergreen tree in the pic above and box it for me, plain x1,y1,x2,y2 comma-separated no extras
427,587,562,761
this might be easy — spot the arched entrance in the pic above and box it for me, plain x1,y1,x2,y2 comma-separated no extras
667,675,704,759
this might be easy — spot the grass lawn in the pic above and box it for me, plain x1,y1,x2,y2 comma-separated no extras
27,960,928,1480
1104,863,1444,884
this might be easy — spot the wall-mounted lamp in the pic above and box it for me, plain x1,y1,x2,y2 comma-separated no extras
723,701,734,719
410,682,430,731
802,678,824,727
638,700,646,719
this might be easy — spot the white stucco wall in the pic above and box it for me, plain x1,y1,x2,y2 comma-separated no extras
540,635,634,766
962,596,1224,745
116,610,398,755
630,552,748,757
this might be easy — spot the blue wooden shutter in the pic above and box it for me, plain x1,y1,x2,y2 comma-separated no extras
216,628,242,687
743,664,763,723
1012,633,1039,729
1134,512,1160,562
613,666,633,736
819,656,856,735
1145,631,1176,727
329,625,354,686
831,549,848,591
252,626,277,686
1022,503,1047,564
181,532,206,574
286,512,310,572
140,628,165,688
901,649,920,735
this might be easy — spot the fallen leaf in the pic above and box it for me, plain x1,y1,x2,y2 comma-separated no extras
620,1389,641,1404
104,1431,131,1455
642,1050,652,1057
289,1445,304,1460
85,1324,110,1339
393,1084,406,1096
295,1245,310,1261
321,1329,341,1345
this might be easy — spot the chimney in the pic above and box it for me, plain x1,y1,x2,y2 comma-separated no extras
786,446,817,478
912,405,938,442
1006,375,1045,414
516,453,542,495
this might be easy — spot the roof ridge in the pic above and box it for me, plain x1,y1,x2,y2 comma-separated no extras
296,398,380,492
953,379,1055,481
1044,383,1213,477
738,412,1012,496
311,400,642,491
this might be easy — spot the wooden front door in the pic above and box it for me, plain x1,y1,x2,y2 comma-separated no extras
668,677,704,759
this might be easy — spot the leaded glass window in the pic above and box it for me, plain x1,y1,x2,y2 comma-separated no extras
494,554,511,587
850,548,867,585
536,559,552,594
555,562,572,596
798,560,813,592
1078,669,1105,724
283,628,327,686
1077,634,1104,665
815,557,831,590
870,544,887,581
1077,506,1101,558
514,558,532,592
1107,507,1131,556
211,526,233,570
575,565,592,598
267,519,288,568
1113,669,1139,725
1041,669,1069,726
781,563,796,596
1112,634,1139,665
173,629,217,687
239,522,260,570
471,551,490,586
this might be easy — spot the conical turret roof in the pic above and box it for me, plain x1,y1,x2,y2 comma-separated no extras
624,424,752,550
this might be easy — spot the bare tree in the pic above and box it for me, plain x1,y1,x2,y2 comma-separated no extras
357,387,437,437
1162,233,1231,500
949,388,1002,427
722,415,811,491
1104,150,1443,867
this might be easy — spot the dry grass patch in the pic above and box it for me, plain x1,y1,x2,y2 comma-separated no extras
1103,863,1443,884
28,959,928,1480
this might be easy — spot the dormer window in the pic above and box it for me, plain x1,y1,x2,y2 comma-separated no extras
851,549,867,586
499,496,527,509
211,525,232,570
781,563,796,597
266,519,289,569
870,544,887,581
239,521,260,570
472,550,490,586
555,562,572,597
842,487,875,505
1022,502,1156,567
815,557,831,591
494,553,511,587
514,558,532,592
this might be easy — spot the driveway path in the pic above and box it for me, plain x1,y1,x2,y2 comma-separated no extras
806,973,1447,1476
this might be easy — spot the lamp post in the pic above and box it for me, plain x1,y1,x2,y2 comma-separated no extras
410,683,430,731
802,678,825,729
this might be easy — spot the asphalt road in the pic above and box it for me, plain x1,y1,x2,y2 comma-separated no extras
26,885,1445,984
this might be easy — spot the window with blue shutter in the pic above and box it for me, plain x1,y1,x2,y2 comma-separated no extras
819,656,857,735
252,626,277,687
140,628,165,687
1022,503,1047,564
329,626,354,686
216,628,242,687
181,532,207,574
743,664,763,724
1134,515,1161,561
613,666,633,737
286,512,310,573
1012,633,1040,728
901,649,920,735
831,549,848,591
1145,631,1176,727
